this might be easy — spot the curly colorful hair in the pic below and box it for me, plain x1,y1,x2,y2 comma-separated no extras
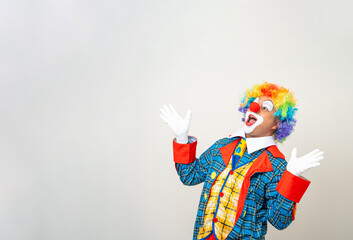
238,82,298,143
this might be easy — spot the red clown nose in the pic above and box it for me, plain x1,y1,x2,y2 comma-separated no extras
249,102,260,113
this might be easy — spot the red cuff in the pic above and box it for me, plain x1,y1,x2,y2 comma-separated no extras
276,170,311,203
173,138,197,164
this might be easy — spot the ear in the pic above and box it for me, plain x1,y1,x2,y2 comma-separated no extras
271,119,280,130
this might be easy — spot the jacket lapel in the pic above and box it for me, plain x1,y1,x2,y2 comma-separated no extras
219,138,240,166
247,150,274,175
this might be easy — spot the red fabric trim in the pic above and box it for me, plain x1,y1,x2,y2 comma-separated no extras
234,150,274,225
292,203,297,220
276,170,311,203
267,145,285,159
247,150,274,176
173,138,197,164
205,233,216,240
219,139,240,166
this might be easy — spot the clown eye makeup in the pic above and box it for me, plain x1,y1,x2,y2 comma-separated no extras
262,100,274,111
254,97,259,103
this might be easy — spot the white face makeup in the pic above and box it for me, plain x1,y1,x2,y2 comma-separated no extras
242,96,278,137
262,100,274,111
243,111,264,134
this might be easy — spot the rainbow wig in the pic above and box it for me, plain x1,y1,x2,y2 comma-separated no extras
238,82,298,143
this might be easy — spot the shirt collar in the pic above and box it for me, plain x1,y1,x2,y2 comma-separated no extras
228,128,277,154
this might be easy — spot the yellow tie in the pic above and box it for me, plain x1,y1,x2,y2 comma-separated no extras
232,138,247,169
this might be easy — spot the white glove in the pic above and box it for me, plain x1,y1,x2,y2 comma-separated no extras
160,104,191,144
287,148,324,177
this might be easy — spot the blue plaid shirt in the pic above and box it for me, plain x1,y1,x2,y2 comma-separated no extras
175,136,297,240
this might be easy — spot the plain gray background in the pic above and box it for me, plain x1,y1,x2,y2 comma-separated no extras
0,0,352,239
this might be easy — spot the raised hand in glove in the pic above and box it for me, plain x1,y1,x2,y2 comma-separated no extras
287,148,324,177
160,104,191,144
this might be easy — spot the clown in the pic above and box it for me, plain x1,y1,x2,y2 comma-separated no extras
160,82,323,240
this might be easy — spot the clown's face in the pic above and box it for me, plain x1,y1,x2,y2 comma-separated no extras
243,96,279,138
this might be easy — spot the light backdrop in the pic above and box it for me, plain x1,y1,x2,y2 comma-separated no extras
0,0,352,239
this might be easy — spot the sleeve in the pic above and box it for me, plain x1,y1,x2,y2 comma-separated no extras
266,159,311,230
173,136,218,186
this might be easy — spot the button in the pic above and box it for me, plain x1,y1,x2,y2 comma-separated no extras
211,172,217,179
230,170,234,175
220,192,224,197
204,193,208,200
213,217,218,223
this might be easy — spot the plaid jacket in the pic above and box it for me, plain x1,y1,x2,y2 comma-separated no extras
173,136,310,240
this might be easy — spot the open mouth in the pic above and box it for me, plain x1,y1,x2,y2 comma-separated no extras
246,114,257,126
